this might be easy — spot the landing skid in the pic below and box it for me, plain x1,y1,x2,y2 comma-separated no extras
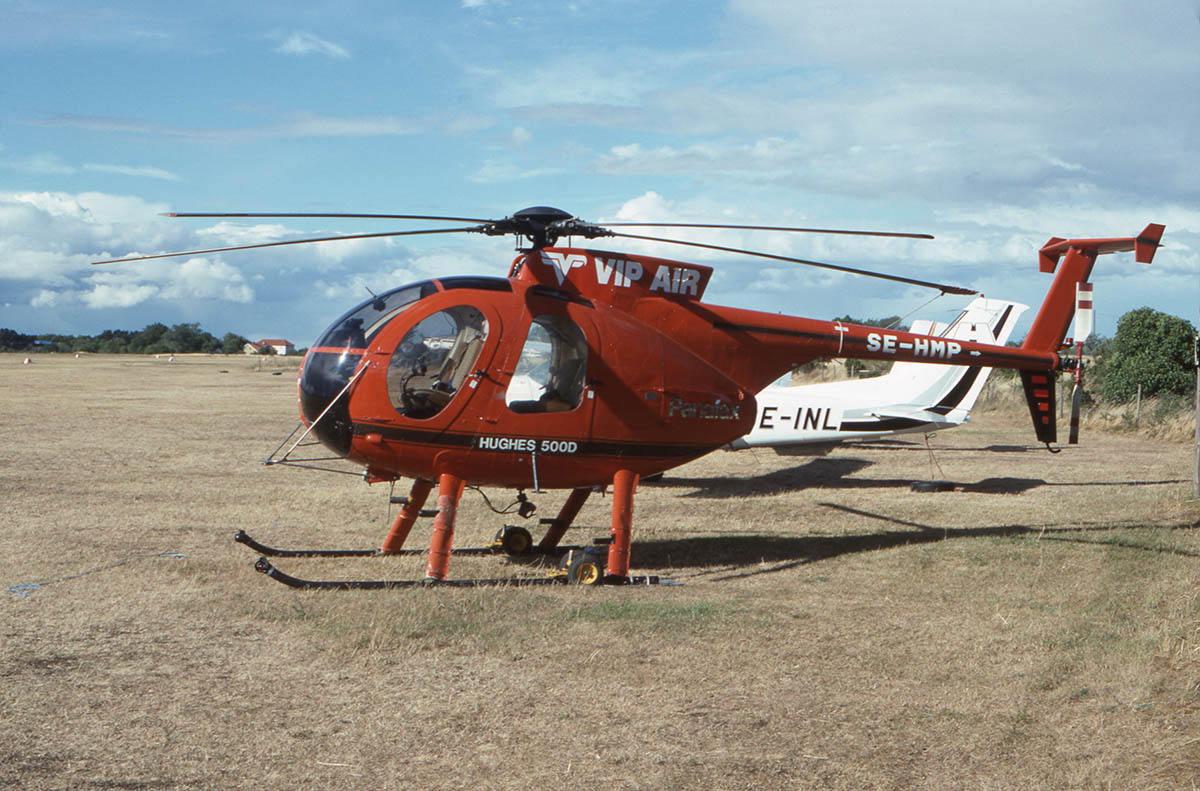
253,557,574,589
237,534,672,588
237,476,676,587
234,528,575,558
253,556,667,589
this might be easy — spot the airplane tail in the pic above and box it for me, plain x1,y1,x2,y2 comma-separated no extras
886,296,1027,422
1017,223,1164,444
729,296,1027,451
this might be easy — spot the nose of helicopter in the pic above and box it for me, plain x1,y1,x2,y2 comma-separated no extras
298,346,361,457
294,279,439,457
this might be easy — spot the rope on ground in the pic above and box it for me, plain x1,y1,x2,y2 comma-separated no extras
6,551,187,599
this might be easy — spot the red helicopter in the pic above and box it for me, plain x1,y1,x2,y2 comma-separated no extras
98,208,1164,587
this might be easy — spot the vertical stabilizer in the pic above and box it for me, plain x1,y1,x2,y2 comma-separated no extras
1020,370,1057,444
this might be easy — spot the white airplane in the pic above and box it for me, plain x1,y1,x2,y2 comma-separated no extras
726,296,1027,452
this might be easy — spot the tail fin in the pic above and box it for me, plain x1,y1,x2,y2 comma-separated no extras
1019,223,1164,445
886,297,1027,419
1020,370,1058,444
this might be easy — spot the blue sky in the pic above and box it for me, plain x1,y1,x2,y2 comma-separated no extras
2,0,1197,345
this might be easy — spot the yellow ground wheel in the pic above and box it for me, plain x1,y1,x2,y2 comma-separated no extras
566,552,605,585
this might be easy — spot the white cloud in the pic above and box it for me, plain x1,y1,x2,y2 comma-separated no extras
82,163,181,181
5,154,182,181
195,221,291,246
0,189,505,338
17,153,75,175
445,114,496,135
461,53,661,108
275,31,350,59
35,112,424,142
31,289,74,308
509,126,532,147
277,112,420,136
159,258,254,303
726,0,1194,81
469,159,564,183
81,282,160,309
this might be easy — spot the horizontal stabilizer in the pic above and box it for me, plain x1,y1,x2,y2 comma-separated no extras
1023,222,1164,355
1038,223,1164,273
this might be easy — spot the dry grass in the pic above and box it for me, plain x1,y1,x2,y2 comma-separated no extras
3,353,1199,790
975,372,1197,443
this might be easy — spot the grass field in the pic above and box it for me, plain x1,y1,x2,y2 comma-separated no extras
3,353,1199,790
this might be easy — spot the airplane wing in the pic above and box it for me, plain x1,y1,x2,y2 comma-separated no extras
727,297,1028,450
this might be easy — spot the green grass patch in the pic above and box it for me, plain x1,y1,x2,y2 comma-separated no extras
562,600,730,632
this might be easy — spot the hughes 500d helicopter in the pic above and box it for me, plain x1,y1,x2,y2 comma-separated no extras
98,208,1164,587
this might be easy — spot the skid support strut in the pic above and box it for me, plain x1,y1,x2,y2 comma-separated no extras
425,473,466,581
381,478,433,553
538,487,591,551
606,469,638,582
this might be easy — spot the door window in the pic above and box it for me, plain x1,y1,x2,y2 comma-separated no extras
388,305,488,419
506,315,588,413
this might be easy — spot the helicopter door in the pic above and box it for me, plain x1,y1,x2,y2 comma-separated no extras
504,314,589,415
489,310,596,461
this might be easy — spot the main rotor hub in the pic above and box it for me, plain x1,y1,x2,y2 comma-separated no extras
483,205,612,249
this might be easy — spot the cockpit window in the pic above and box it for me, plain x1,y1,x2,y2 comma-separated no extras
315,281,436,350
388,305,488,420
506,315,587,414
299,280,436,455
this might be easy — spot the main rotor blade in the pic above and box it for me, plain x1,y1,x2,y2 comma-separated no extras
164,211,493,223
607,231,976,295
93,226,483,265
604,222,934,240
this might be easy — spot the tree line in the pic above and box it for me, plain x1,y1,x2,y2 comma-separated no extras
0,323,259,356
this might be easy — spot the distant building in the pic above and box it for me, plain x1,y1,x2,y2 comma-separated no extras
244,338,296,356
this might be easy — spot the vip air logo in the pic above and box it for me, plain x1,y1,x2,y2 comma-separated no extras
540,252,588,286
596,257,702,296
541,252,703,295
596,257,644,288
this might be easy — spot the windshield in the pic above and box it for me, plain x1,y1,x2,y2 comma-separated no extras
314,281,437,351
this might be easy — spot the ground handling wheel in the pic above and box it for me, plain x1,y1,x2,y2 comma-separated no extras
492,525,533,556
561,548,606,585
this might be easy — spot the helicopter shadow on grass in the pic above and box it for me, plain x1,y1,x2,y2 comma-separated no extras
647,456,1051,499
630,504,1200,581
646,457,878,498
850,438,1035,454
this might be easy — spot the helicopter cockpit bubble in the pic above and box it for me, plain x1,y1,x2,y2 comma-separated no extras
387,305,488,419
299,280,436,453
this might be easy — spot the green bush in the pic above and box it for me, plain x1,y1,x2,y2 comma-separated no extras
1098,307,1196,402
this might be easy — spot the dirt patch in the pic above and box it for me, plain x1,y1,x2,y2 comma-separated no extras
3,353,1199,790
